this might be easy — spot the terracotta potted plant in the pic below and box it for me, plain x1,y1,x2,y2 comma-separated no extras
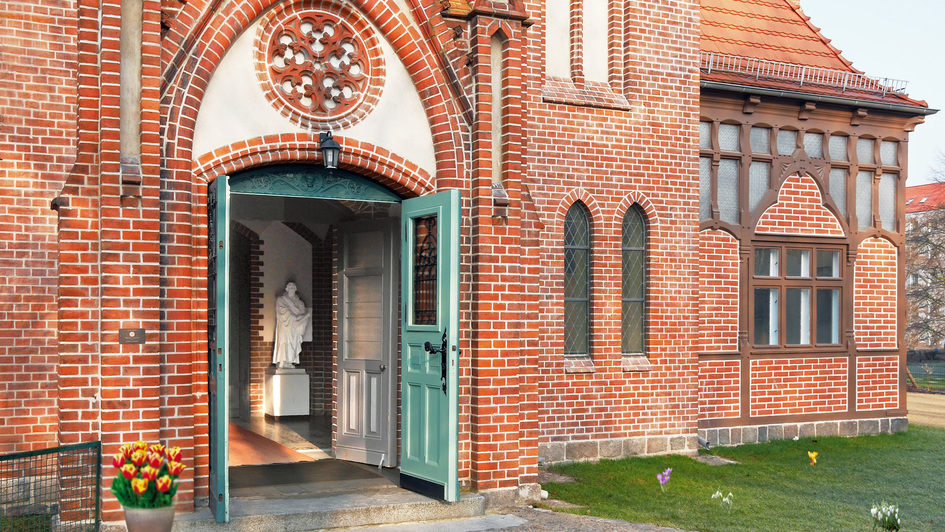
110,441,186,532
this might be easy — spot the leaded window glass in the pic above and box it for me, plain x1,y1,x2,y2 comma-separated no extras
857,137,875,164
700,121,712,150
750,126,770,154
829,135,848,161
857,170,873,230
881,140,898,166
749,162,770,212
718,123,740,152
804,132,824,159
878,173,897,231
700,157,712,221
718,159,739,224
777,129,797,155
564,204,590,356
829,168,847,217
622,205,646,354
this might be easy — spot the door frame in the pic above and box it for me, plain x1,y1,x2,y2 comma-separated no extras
209,165,456,522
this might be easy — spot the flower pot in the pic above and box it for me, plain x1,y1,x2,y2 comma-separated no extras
122,505,175,532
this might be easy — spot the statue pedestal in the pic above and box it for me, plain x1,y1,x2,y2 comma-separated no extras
264,367,310,417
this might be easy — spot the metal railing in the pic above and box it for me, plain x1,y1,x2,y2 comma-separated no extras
0,442,101,532
701,52,909,97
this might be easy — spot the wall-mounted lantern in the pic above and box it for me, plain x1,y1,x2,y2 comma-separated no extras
319,131,342,169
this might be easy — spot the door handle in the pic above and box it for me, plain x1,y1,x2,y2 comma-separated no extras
423,329,449,395
380,364,387,371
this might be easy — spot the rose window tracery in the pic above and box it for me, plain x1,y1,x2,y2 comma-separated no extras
256,1,384,129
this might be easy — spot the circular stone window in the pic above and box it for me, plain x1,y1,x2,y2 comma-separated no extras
255,0,384,130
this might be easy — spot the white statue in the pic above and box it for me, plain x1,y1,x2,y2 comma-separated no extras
272,282,312,369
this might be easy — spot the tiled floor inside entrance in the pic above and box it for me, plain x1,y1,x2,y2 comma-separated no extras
228,414,397,498
233,413,333,461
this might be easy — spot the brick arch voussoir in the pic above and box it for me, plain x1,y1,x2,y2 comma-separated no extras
192,134,433,199
555,189,603,235
615,192,661,235
163,0,465,184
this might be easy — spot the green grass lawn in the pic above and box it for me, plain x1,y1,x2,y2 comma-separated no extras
543,425,945,531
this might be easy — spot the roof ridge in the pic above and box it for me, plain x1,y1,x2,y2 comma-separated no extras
785,0,860,74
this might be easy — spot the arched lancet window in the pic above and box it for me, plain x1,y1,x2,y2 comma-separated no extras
564,203,591,356
622,205,646,354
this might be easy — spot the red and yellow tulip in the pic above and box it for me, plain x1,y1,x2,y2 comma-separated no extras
131,477,149,495
119,443,134,459
130,449,148,467
141,466,159,481
120,464,138,480
147,452,164,469
155,475,172,493
167,461,186,477
165,446,182,463
150,443,166,456
132,440,148,452
112,452,126,469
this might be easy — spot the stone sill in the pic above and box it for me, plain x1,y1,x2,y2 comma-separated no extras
622,354,651,372
541,77,631,110
563,356,595,374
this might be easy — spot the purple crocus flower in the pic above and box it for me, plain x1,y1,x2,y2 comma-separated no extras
656,467,672,492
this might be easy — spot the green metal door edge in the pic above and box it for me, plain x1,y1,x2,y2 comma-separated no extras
227,164,401,202
208,175,230,523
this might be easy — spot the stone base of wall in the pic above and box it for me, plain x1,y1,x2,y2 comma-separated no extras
698,417,908,447
538,434,698,465
477,483,542,510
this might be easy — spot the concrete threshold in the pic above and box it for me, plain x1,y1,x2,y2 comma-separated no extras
160,486,485,532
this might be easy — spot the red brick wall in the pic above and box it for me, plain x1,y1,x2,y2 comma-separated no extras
525,0,701,448
756,173,844,237
0,0,77,453
750,358,847,416
854,237,898,350
699,359,740,420
856,356,899,411
699,230,739,353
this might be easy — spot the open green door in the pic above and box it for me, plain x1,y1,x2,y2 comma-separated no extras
208,175,229,522
400,190,460,502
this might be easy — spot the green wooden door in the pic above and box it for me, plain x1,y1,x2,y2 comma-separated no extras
208,175,229,522
399,190,460,502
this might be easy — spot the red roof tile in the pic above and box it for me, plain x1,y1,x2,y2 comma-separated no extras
700,0,928,109
906,183,945,214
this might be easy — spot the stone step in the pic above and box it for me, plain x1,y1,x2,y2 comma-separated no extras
161,488,485,532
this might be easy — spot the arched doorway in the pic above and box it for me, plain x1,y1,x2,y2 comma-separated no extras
207,164,460,521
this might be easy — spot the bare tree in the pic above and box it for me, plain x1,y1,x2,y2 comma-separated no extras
905,150,945,351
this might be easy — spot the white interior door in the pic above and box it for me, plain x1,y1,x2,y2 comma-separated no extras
336,218,399,466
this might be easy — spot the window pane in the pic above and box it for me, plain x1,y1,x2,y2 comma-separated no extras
816,250,841,278
881,140,898,166
857,170,873,230
816,289,840,344
700,157,712,220
749,162,770,212
754,288,778,345
750,126,770,154
412,215,438,325
829,167,847,217
564,249,588,299
564,205,590,356
786,249,810,277
786,288,810,344
622,207,646,354
857,137,874,164
718,159,739,224
718,123,739,152
777,130,797,155
879,173,897,231
622,301,644,353
700,121,712,150
564,300,588,355
829,135,847,161
755,248,779,277
804,132,824,158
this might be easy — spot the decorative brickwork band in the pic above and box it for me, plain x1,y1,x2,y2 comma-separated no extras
255,0,385,130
